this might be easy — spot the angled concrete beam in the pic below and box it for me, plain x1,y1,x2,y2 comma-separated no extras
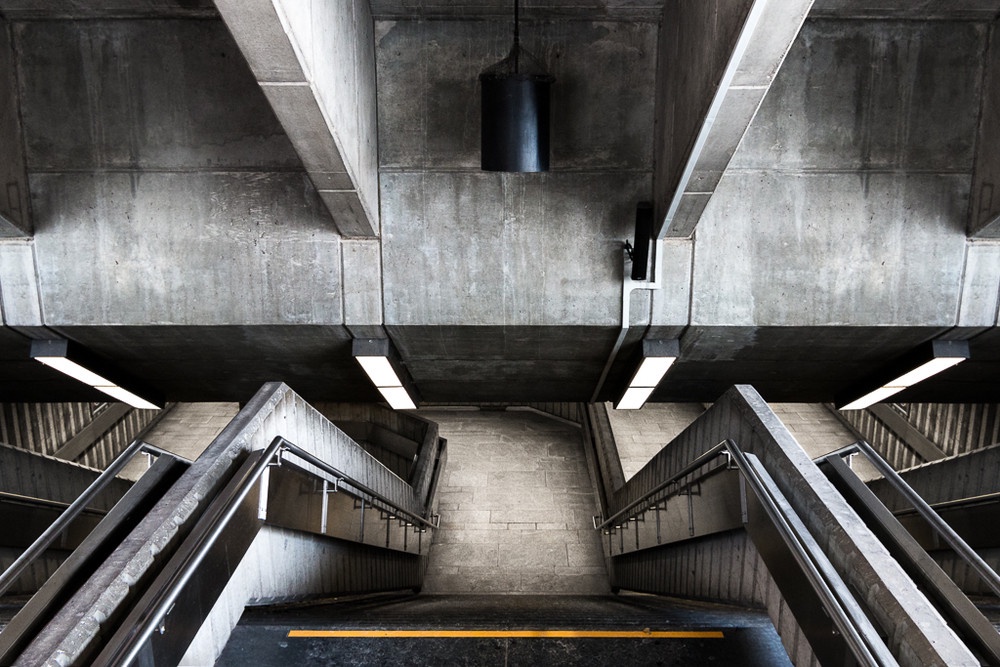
215,0,379,238
654,0,815,239
867,403,947,463
54,403,132,462
0,19,32,237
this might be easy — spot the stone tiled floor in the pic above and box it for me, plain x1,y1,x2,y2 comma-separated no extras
417,410,609,595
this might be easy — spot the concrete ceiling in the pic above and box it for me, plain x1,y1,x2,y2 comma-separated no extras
1,0,999,410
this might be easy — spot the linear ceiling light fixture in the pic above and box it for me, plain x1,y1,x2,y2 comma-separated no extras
30,339,163,410
836,339,970,411
615,339,680,410
352,338,418,410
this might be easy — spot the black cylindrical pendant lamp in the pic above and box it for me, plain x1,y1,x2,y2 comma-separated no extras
480,0,553,173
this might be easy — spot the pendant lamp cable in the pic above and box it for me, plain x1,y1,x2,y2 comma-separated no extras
513,0,520,73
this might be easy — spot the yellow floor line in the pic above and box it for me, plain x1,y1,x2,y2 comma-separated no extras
287,629,724,639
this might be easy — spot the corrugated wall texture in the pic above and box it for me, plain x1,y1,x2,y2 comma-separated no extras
182,525,423,665
26,383,433,667
838,408,921,471
868,443,1000,510
841,403,1000,470
611,531,820,667
0,403,97,456
0,402,160,469
76,407,161,470
933,549,1000,596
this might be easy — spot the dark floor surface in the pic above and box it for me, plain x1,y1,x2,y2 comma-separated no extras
216,593,793,666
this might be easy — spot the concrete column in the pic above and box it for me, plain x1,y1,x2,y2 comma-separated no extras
215,0,380,238
0,19,31,236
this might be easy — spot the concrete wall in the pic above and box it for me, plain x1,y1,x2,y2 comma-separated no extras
17,382,428,665
681,19,993,329
0,19,31,236
12,18,344,327
376,18,655,327
844,402,1000,472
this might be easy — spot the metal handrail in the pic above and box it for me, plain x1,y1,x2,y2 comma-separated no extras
732,445,897,667
0,439,188,597
819,440,1000,598
594,440,732,531
102,435,437,666
598,438,894,665
278,438,438,530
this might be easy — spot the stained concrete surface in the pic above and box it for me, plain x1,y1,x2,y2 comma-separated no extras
417,410,608,594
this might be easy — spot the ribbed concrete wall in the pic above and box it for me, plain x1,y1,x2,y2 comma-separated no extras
867,443,1000,596
844,402,1000,471
0,443,133,594
0,402,158,467
181,526,422,666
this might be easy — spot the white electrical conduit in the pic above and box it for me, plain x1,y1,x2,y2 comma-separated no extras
590,239,665,403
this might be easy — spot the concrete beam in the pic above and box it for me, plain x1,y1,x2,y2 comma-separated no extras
0,19,31,237
54,403,132,462
867,403,947,463
654,0,814,239
215,0,380,238
969,17,1000,238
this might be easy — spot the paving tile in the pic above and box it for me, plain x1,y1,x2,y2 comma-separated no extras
419,410,608,594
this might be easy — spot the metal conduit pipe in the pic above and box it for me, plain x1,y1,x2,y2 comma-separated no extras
590,238,665,403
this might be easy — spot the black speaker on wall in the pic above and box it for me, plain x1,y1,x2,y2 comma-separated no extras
631,202,653,281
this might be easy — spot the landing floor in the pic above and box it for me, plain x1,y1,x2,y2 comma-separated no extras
216,593,792,666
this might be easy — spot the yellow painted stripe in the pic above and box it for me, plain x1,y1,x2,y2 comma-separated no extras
287,629,724,639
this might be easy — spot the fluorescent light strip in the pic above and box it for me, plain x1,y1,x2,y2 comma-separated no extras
34,356,114,388
97,385,162,411
890,357,965,388
615,386,656,410
35,356,160,410
356,355,403,387
377,386,417,410
354,352,417,409
840,356,967,411
631,356,675,388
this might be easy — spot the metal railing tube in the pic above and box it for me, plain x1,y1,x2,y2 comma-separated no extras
102,435,437,666
732,445,896,667
282,439,437,530
102,437,284,667
595,440,730,531
824,440,1000,598
0,439,186,597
